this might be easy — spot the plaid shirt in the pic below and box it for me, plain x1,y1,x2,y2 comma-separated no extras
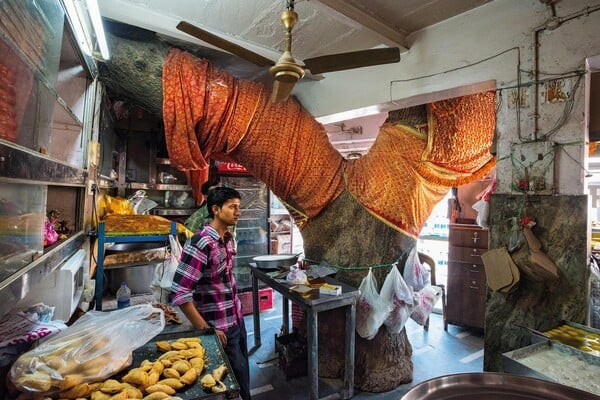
170,225,242,331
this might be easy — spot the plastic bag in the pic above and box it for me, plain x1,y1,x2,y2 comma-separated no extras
380,264,416,334
286,266,308,285
403,247,430,291
356,268,391,340
150,235,182,303
128,190,158,214
9,304,165,397
472,199,489,228
410,285,443,326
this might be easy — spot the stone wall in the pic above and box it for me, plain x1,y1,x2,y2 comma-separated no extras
484,194,588,371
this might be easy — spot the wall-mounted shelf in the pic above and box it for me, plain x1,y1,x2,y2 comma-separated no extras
127,182,191,191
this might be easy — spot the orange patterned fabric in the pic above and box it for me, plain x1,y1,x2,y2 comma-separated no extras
345,92,496,238
162,48,345,218
162,49,495,236
422,91,497,176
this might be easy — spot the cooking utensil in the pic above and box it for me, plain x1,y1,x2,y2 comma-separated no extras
400,372,600,400
253,254,300,270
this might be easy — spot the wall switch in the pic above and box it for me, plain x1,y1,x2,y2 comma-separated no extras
87,181,96,196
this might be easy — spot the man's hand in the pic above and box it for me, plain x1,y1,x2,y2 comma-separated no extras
215,329,227,347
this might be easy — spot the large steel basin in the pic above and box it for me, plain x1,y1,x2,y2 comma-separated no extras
400,372,600,400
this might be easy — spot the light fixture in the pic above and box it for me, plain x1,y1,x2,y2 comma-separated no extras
86,0,110,60
62,0,110,60
63,0,90,56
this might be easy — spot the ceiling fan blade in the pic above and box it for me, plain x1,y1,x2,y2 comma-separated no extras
270,80,296,103
176,21,274,67
303,47,400,75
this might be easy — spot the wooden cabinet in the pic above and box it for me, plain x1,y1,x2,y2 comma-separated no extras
446,224,489,329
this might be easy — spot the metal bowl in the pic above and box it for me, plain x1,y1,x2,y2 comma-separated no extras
400,372,600,400
253,254,299,270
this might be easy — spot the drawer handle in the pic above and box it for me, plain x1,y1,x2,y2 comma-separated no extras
470,269,481,273
469,282,480,290
472,232,480,244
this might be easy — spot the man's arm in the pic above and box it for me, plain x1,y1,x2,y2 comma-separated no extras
178,301,209,330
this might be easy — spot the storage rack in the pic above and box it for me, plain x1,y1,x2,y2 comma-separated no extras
94,220,177,310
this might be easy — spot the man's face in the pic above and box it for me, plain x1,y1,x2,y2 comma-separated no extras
216,198,241,226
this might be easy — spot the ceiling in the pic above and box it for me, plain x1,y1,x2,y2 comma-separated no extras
98,0,494,156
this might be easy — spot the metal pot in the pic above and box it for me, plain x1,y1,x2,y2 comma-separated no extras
253,254,300,270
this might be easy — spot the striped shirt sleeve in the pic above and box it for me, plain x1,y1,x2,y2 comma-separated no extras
170,236,208,307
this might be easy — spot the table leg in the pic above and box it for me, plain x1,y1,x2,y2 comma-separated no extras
251,273,261,348
95,223,106,311
282,297,289,334
343,302,356,399
307,309,318,400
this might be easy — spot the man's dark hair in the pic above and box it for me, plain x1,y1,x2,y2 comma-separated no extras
207,186,241,218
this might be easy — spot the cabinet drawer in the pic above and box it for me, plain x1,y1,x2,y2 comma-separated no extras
448,245,487,264
449,224,488,248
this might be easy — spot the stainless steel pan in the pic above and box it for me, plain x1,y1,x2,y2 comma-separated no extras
252,254,300,270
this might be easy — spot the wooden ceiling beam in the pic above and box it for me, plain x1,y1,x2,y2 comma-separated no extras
315,0,409,51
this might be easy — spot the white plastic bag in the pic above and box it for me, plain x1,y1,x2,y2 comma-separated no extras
150,235,182,303
410,285,443,326
380,264,416,334
286,266,308,285
9,304,165,397
403,247,430,291
472,199,489,228
356,268,391,340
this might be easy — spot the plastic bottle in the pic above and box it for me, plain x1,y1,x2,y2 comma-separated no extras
116,281,131,309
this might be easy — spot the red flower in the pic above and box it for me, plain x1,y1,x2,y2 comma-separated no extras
520,216,535,227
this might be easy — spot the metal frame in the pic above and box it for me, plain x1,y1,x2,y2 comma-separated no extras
250,265,358,400
94,220,176,310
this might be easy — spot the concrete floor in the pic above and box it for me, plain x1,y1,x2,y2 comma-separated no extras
245,291,484,400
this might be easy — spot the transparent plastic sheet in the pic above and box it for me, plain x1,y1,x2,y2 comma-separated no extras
9,304,165,397
380,264,416,334
356,268,391,340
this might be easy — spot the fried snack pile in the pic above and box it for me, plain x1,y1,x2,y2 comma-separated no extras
13,337,210,400
11,331,132,399
199,364,228,393
152,303,182,325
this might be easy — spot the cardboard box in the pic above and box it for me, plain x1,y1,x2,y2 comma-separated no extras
239,288,273,315
318,283,341,296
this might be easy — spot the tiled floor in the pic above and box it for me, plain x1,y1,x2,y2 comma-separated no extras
245,291,484,400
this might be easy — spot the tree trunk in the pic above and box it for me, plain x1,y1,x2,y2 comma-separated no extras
100,23,416,392
302,191,415,391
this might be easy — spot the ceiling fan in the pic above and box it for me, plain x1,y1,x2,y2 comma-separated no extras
176,0,401,103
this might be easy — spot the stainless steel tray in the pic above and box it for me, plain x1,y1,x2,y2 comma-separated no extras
400,372,600,400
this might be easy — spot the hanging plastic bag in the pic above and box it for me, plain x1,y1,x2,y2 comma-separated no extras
380,264,416,334
356,268,391,340
472,199,489,228
150,235,182,303
9,304,165,398
403,247,430,292
410,285,443,326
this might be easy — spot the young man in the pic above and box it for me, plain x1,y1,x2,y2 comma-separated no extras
171,186,251,400
184,178,221,233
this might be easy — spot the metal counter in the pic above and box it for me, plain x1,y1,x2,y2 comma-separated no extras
249,265,359,400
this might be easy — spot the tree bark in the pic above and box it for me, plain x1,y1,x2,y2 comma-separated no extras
101,23,416,392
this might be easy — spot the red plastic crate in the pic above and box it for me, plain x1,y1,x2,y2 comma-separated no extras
239,288,273,315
